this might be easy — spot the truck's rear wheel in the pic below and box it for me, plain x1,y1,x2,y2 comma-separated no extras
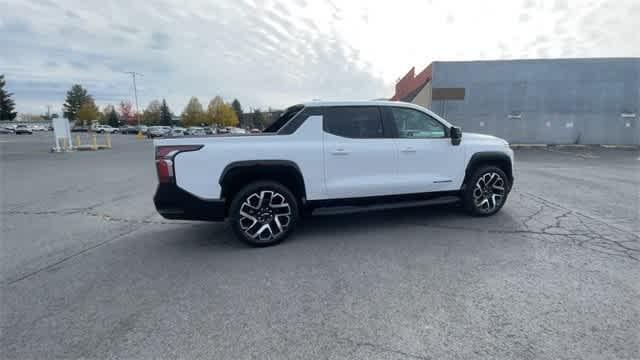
229,181,299,246
462,166,509,216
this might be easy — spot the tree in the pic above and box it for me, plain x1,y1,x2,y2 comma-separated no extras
231,99,243,127
159,99,172,126
118,100,135,125
215,103,239,127
143,99,162,125
77,100,99,126
106,107,119,127
181,97,206,126
251,108,268,129
0,75,17,121
206,96,224,125
63,84,93,121
103,104,118,126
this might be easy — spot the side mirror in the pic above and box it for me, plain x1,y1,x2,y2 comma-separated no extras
450,126,462,145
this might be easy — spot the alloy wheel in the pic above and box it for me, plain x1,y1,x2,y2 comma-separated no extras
472,172,506,213
238,190,292,242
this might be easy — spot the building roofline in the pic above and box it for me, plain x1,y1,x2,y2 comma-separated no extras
431,57,640,65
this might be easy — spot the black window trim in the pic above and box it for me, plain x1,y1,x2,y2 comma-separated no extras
383,106,450,139
277,106,322,135
321,105,393,139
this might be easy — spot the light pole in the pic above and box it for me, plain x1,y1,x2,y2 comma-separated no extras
125,71,143,128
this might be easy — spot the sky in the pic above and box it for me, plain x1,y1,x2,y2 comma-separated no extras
1,0,639,115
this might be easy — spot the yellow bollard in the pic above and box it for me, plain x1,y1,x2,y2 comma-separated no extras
62,137,69,151
135,130,145,140
92,133,98,150
106,133,112,148
75,134,81,147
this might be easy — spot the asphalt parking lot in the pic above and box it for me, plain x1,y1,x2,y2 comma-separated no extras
1,133,639,359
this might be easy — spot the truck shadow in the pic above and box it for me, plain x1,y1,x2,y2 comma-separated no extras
170,201,521,251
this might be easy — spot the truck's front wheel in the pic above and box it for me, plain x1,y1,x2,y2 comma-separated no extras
462,166,510,216
229,181,299,246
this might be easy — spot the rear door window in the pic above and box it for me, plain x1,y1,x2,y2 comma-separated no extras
323,106,383,138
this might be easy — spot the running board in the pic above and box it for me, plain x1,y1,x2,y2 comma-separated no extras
311,196,460,216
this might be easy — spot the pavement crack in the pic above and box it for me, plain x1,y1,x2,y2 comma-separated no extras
4,214,156,286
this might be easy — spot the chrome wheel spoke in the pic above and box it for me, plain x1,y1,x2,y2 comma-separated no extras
472,171,506,213
239,190,292,242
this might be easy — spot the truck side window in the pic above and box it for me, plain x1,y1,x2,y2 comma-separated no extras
323,106,383,139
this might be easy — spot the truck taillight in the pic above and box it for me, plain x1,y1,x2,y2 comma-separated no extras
155,145,202,183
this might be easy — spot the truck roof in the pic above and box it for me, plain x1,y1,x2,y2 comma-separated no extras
300,100,452,127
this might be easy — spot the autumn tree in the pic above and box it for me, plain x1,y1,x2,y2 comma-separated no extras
181,97,206,126
143,99,162,125
77,100,99,126
0,74,17,121
63,84,93,121
216,103,239,127
118,100,135,125
206,96,224,125
159,99,172,126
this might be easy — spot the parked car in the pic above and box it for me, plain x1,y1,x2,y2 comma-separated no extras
0,127,14,134
147,126,171,138
138,125,149,134
228,127,247,134
250,128,261,133
120,125,138,134
204,127,215,135
15,124,33,134
169,127,186,136
186,127,206,136
31,124,46,131
71,126,89,132
92,124,119,133
153,100,514,246
216,127,230,134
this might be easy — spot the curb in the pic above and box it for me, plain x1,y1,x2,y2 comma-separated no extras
509,144,547,149
510,144,639,150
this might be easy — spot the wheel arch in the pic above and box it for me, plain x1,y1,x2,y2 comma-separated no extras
219,160,307,211
463,152,513,188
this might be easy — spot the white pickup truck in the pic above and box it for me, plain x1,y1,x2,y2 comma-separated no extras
154,101,514,246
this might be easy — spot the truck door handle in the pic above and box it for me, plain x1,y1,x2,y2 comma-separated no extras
331,149,349,155
401,147,416,153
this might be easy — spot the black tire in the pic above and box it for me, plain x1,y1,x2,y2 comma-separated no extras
229,181,299,247
462,166,510,216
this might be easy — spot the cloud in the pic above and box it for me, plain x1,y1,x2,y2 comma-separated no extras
554,0,568,11
2,0,638,115
65,10,79,19
149,31,169,50
114,24,139,34
446,14,455,24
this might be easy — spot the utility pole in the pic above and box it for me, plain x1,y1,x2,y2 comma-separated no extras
46,105,51,120
124,71,143,127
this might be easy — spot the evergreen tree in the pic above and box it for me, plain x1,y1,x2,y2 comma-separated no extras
231,99,243,126
160,99,172,126
63,84,93,121
106,108,120,127
0,74,17,121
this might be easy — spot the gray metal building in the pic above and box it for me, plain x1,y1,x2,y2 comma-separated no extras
392,58,639,145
